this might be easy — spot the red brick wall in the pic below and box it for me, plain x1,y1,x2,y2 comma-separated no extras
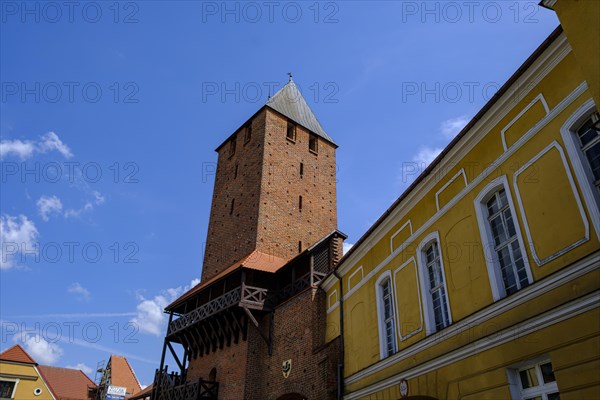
244,289,340,400
187,338,250,399
202,108,338,281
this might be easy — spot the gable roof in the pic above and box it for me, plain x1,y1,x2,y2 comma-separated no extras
38,365,96,400
0,344,37,364
167,250,288,311
266,78,336,145
109,355,142,395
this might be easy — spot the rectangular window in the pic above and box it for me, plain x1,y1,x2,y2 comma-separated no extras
0,381,16,398
486,189,528,295
299,162,304,179
287,121,296,142
230,198,235,215
380,279,396,356
299,195,303,211
234,164,238,179
576,112,600,190
425,241,450,331
309,134,318,153
514,360,560,400
244,124,252,144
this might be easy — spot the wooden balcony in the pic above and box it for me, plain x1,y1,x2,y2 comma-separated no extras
153,368,218,400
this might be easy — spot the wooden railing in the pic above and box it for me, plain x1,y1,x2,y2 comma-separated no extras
153,368,218,400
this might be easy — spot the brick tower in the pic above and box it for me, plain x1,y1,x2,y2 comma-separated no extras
153,78,345,400
201,77,339,281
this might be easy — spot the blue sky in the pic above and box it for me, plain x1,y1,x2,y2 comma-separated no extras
1,0,559,387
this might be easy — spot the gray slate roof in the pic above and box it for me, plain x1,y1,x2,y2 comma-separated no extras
266,79,336,145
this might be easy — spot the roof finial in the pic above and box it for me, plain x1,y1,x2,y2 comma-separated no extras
287,72,293,82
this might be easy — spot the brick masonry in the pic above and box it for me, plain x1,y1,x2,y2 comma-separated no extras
202,108,338,282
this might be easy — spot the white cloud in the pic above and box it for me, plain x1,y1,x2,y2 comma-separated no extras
19,333,63,364
0,132,72,160
0,139,36,160
68,282,91,302
130,279,200,336
37,195,63,221
66,362,93,375
0,214,39,269
343,242,354,255
64,192,104,219
93,191,105,205
413,147,443,166
440,115,469,139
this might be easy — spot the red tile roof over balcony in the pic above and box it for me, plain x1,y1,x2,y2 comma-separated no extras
38,365,96,400
167,250,288,310
0,344,37,364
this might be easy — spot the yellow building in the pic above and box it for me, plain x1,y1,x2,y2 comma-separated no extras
0,345,55,400
322,3,600,399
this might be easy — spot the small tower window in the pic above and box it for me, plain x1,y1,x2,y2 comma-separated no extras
309,134,318,153
230,198,235,215
287,121,297,142
244,124,252,144
298,241,302,253
229,137,236,158
234,164,239,179
299,162,304,179
299,195,303,211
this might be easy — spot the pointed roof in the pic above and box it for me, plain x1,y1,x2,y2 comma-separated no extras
37,365,96,400
108,355,142,395
0,344,37,364
266,78,336,145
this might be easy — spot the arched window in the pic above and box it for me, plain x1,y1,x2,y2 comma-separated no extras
375,272,397,358
417,232,451,334
208,367,217,382
475,176,532,301
561,99,600,242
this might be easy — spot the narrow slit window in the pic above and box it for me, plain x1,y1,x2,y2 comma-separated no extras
234,164,238,179
298,241,302,253
299,195,303,211
244,124,252,144
230,198,235,215
300,162,304,178
229,137,236,157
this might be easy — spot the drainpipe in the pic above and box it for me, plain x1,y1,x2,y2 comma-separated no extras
333,271,344,400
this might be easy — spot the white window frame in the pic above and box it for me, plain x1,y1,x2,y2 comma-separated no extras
375,271,397,359
0,377,19,399
560,98,600,242
474,175,532,301
507,358,559,400
416,231,452,335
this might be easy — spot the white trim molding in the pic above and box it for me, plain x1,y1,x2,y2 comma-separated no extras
392,257,423,341
435,168,468,211
416,231,453,334
390,220,413,253
501,93,550,151
323,36,575,290
343,247,600,390
474,175,533,301
513,141,590,265
560,98,600,242
344,275,600,399
347,266,364,292
323,81,588,299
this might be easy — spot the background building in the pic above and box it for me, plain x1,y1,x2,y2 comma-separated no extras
323,2,600,398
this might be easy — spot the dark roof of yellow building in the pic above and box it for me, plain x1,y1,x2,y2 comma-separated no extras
0,344,37,364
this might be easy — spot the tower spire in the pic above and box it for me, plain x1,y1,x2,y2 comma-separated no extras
287,72,293,82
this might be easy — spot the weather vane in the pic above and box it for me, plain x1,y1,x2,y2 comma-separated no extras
288,72,293,81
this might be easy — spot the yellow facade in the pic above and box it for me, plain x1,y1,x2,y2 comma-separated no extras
323,7,600,400
0,361,55,400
